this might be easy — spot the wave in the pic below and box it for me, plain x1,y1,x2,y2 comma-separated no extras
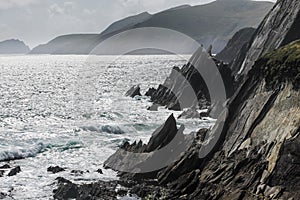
0,143,46,162
81,125,125,134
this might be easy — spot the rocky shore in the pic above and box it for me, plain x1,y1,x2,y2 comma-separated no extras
1,0,298,199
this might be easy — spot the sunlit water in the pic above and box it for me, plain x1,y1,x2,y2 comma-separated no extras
0,55,215,199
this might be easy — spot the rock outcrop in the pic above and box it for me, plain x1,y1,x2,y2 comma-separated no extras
53,177,119,200
125,85,142,98
231,0,300,80
216,27,256,64
100,1,300,199
47,166,65,174
146,50,234,115
101,40,300,200
7,166,21,177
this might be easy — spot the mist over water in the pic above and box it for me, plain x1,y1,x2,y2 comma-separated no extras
0,55,215,199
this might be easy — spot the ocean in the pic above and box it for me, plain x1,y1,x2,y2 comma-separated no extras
0,55,215,199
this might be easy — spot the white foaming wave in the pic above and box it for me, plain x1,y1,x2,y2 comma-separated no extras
81,125,125,134
0,143,46,162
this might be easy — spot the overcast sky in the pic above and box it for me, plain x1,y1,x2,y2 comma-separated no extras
0,0,276,48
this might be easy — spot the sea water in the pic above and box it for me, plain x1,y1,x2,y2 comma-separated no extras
0,54,215,199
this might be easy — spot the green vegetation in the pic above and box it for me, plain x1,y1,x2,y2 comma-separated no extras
256,40,300,90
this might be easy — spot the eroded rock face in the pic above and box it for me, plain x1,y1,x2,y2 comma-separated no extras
103,41,300,200
147,51,234,114
216,27,256,64
104,114,190,179
232,0,300,80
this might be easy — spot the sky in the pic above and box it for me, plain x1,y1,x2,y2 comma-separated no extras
0,0,276,48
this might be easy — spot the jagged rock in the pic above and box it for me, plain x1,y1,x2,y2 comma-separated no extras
96,169,103,174
0,192,7,199
178,106,201,119
145,88,156,97
231,0,300,80
0,164,10,169
145,114,178,152
70,170,84,175
125,85,142,98
8,166,21,177
147,104,159,111
104,114,187,179
216,27,256,64
146,48,234,115
53,178,118,200
107,33,300,200
47,166,65,174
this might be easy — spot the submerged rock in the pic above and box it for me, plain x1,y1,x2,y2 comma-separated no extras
147,104,159,111
178,106,201,119
0,164,10,169
125,85,142,98
47,166,65,174
8,166,21,177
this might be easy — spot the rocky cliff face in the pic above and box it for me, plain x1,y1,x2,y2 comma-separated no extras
53,0,300,199
216,27,256,64
103,40,300,200
102,0,300,199
232,0,300,80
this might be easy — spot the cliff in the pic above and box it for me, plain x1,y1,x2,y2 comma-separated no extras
103,39,300,200
52,0,300,199
0,39,30,54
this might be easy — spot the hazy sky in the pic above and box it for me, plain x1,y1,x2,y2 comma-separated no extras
0,0,276,48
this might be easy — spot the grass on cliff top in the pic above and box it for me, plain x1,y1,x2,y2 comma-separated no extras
256,40,300,90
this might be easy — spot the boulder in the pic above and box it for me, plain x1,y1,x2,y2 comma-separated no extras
0,164,10,169
178,106,201,119
47,166,65,174
8,166,21,177
147,104,159,111
53,178,118,200
125,85,142,98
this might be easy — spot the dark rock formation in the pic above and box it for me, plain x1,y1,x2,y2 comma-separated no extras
125,85,142,98
231,0,300,81
101,1,300,197
102,39,300,200
178,106,201,119
53,177,118,200
216,27,256,63
96,169,103,174
0,39,30,54
0,171,4,177
8,166,21,177
147,49,234,116
0,192,7,199
0,164,10,169
47,166,65,174
147,104,159,111
104,114,191,180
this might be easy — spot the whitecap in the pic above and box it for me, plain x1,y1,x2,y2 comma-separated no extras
0,143,46,162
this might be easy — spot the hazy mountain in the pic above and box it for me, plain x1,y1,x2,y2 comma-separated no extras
30,0,274,55
30,34,99,55
0,39,30,54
